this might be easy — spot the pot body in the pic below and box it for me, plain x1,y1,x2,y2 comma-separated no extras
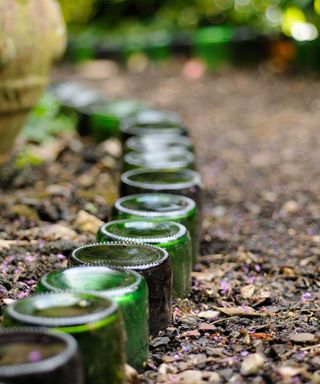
0,0,66,161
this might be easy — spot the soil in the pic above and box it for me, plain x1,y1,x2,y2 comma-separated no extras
1,61,320,383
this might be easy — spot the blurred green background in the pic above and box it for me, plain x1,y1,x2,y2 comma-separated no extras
15,0,320,168
56,0,320,72
59,0,320,36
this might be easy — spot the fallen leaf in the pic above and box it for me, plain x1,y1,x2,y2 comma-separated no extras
288,333,316,344
183,330,201,337
192,271,215,282
240,284,255,299
149,337,170,349
216,306,267,318
199,323,216,332
197,310,219,320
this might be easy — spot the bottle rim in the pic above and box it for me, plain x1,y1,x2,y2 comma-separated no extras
0,328,78,377
125,135,193,153
39,266,144,297
6,292,118,328
121,124,186,137
121,169,202,191
114,193,196,218
100,220,187,244
124,150,195,169
92,99,147,118
122,109,182,126
71,242,169,270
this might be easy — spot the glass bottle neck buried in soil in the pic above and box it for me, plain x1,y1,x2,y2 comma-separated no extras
97,220,192,299
36,267,149,371
71,242,172,335
0,328,83,384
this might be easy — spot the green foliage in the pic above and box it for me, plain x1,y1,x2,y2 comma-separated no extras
22,93,76,143
14,149,44,170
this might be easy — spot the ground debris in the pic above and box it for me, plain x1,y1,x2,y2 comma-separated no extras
215,306,268,318
74,210,104,234
288,332,317,344
41,223,78,241
240,353,265,376
1,67,320,383
175,370,221,383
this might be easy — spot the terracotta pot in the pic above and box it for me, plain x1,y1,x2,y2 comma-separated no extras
0,0,66,162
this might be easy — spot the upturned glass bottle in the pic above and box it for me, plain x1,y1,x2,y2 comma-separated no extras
36,267,148,371
124,135,194,154
111,193,199,264
49,82,108,137
97,220,192,298
122,150,195,172
4,293,126,384
90,99,148,141
0,328,83,384
120,109,187,141
71,243,172,336
120,168,203,212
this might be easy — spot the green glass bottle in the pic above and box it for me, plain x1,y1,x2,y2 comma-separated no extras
49,82,108,137
124,135,194,154
120,168,203,210
111,193,199,264
36,267,148,371
4,293,126,384
71,243,172,336
120,110,187,141
97,220,191,298
90,99,148,141
50,82,106,113
120,169,203,253
0,328,84,384
122,150,195,172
